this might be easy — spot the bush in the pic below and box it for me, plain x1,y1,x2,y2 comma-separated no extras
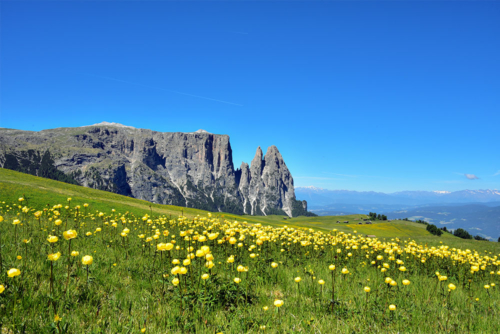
453,228,473,240
426,224,443,236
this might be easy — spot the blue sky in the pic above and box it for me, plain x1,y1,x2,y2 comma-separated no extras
1,1,499,193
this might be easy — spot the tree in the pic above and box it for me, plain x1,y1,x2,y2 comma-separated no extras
453,228,472,240
426,224,443,236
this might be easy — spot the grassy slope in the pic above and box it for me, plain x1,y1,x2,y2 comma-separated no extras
2,167,498,253
1,168,500,333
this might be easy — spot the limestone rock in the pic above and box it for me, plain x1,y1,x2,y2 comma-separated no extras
0,123,308,216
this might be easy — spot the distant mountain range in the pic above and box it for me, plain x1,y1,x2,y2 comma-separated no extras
386,205,500,240
296,187,500,239
296,187,500,207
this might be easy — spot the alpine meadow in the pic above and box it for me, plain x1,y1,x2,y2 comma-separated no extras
1,1,499,333
0,169,498,333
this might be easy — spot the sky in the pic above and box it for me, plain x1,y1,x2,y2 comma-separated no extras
1,1,499,193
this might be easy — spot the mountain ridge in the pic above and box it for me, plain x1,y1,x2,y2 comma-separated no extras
296,187,500,206
0,124,312,217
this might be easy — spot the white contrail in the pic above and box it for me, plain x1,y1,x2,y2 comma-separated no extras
83,73,243,107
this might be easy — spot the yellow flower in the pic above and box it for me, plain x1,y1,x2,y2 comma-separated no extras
17,256,22,260
171,266,180,275
364,286,371,292
48,252,61,261
263,306,269,311
399,266,406,272
274,299,284,307
54,219,62,226
179,267,188,275
7,268,21,278
71,251,79,257
271,262,278,268
54,314,62,322
403,279,411,286
172,278,179,286
389,304,396,311
82,255,93,265
448,283,456,290
341,268,349,274
141,328,146,333
47,235,58,243
295,277,301,283
63,230,77,240
0,285,4,293
183,259,191,266
13,219,20,225
484,285,490,289
234,277,241,284
201,274,210,280
329,264,336,271
318,279,325,285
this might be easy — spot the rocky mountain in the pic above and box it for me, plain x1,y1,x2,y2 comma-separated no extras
0,122,312,217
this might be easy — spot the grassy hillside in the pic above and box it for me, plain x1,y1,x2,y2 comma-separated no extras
0,168,499,333
1,168,498,253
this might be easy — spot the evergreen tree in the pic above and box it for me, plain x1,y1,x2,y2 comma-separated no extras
453,228,473,240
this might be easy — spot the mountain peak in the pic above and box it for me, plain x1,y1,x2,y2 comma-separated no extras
86,122,136,129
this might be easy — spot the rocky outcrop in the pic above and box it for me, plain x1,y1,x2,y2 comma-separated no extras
237,146,295,216
0,122,312,216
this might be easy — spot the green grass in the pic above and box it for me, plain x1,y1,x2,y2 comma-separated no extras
1,167,498,253
0,168,499,333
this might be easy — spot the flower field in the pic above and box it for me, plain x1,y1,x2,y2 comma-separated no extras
0,195,499,333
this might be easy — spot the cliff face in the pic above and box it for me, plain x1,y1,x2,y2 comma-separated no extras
0,123,308,216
